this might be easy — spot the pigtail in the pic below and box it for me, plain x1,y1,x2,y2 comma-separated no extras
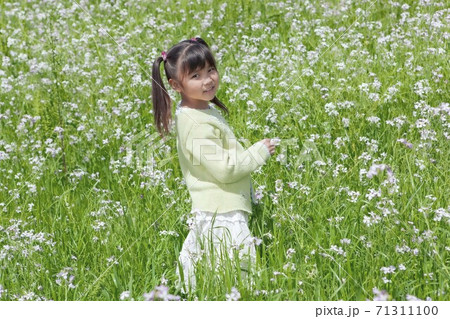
151,56,172,139
210,96,229,116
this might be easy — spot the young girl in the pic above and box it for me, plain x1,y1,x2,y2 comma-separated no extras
151,37,276,294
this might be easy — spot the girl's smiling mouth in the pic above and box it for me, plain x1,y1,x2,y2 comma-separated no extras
204,86,215,93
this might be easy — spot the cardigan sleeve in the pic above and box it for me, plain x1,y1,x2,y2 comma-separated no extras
185,123,271,184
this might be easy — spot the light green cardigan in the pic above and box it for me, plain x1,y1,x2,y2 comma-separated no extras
175,104,271,215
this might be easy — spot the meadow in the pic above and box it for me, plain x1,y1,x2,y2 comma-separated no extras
0,0,448,301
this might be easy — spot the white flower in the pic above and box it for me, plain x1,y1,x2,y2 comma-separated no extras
106,255,119,265
363,212,381,226
159,230,179,237
380,265,396,274
143,285,180,301
367,116,381,125
53,126,64,134
368,93,380,102
372,287,389,301
226,287,241,301
406,294,421,301
397,138,413,149
359,83,370,93
347,190,360,203
415,118,429,128
287,181,298,189
286,248,296,258
0,284,6,298
324,102,338,116
413,79,431,97
330,245,346,256
342,117,350,128
250,236,263,246
366,188,382,201
283,262,296,271
366,163,394,181
120,290,131,300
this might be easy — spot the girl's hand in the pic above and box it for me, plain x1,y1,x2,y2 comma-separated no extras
261,138,277,155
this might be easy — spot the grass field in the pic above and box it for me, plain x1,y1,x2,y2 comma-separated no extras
0,0,448,301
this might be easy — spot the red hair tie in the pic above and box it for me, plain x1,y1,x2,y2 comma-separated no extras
161,51,167,61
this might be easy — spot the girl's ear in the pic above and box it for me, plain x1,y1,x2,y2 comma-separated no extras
169,78,182,93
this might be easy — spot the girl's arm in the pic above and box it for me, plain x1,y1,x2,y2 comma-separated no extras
185,123,270,184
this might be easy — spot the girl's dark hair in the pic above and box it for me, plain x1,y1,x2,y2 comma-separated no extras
151,37,229,139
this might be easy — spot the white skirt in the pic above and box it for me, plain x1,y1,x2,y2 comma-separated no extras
176,210,257,294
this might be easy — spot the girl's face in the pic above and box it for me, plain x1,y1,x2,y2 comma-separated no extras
169,61,219,109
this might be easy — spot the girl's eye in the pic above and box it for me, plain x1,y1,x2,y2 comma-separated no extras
191,67,215,78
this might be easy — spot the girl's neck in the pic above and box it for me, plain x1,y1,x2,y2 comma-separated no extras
180,100,211,110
